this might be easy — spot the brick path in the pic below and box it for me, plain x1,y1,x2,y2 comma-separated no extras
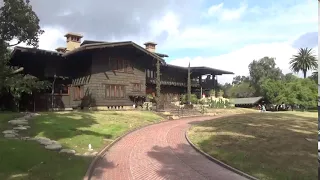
90,116,248,180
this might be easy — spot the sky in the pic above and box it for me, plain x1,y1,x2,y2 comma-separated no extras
7,0,319,84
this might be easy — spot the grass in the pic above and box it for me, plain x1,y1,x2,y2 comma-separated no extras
188,111,318,180
206,107,258,115
0,110,163,180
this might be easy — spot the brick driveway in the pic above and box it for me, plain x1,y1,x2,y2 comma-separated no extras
90,116,248,180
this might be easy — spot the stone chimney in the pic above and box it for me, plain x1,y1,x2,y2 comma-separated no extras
55,47,67,53
64,32,83,51
144,42,157,53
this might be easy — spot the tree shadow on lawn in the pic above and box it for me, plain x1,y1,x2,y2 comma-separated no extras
0,111,117,180
0,137,94,180
27,112,111,139
23,112,116,153
188,113,318,180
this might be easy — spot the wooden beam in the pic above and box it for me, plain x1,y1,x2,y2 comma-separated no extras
11,67,24,74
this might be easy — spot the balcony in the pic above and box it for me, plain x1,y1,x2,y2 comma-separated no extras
146,77,200,87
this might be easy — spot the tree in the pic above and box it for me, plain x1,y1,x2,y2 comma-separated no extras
248,57,283,96
0,0,44,47
308,71,318,84
5,74,50,110
283,73,298,82
232,75,249,85
289,48,317,78
0,0,48,110
220,83,232,98
261,77,317,110
260,79,285,104
228,82,255,98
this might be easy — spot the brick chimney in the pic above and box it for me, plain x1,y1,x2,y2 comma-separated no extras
64,32,83,51
144,42,157,53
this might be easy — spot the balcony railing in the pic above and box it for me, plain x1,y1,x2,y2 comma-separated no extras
146,77,200,87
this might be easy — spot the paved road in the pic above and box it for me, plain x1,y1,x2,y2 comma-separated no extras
90,116,248,180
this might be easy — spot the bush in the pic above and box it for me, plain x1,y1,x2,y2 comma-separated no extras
180,94,199,104
208,98,232,108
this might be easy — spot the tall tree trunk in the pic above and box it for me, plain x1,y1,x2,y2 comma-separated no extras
155,58,161,110
187,62,191,104
303,70,307,79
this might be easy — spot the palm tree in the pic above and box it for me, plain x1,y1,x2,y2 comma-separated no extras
289,47,317,78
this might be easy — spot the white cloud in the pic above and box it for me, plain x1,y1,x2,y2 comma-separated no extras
149,11,180,37
38,27,67,50
206,2,247,21
207,3,223,15
160,0,317,51
162,0,317,84
9,26,66,50
169,41,319,84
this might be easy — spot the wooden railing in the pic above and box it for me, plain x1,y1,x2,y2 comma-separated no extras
146,77,200,87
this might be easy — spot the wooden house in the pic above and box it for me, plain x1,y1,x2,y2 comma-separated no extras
10,32,233,111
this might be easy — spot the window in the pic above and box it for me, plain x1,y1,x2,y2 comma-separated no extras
132,83,141,91
105,84,125,98
117,59,124,72
73,85,84,100
53,84,69,95
124,60,133,73
110,58,133,73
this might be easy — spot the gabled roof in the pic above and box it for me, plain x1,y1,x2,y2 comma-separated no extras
80,40,108,46
80,40,169,58
230,97,263,105
11,41,166,65
165,64,234,76
12,46,64,57
63,41,166,64
190,66,234,75
155,52,169,58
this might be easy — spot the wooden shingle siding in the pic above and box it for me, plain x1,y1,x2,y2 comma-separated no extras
81,49,146,106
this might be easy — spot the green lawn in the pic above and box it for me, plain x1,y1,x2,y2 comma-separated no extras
0,111,163,180
188,111,318,180
206,108,258,115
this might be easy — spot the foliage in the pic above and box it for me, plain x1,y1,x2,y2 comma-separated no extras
180,93,198,104
261,77,317,109
283,73,298,82
228,82,255,98
248,57,283,95
5,74,51,110
260,79,285,104
289,48,317,78
232,75,250,85
0,0,48,110
217,90,224,97
0,0,44,47
220,83,232,98
308,71,318,84
209,89,215,97
208,98,231,108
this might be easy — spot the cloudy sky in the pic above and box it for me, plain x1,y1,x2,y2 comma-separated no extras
13,0,319,83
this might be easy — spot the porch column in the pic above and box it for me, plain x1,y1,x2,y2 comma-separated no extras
211,74,216,91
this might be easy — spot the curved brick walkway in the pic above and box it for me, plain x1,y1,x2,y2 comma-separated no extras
90,116,248,180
